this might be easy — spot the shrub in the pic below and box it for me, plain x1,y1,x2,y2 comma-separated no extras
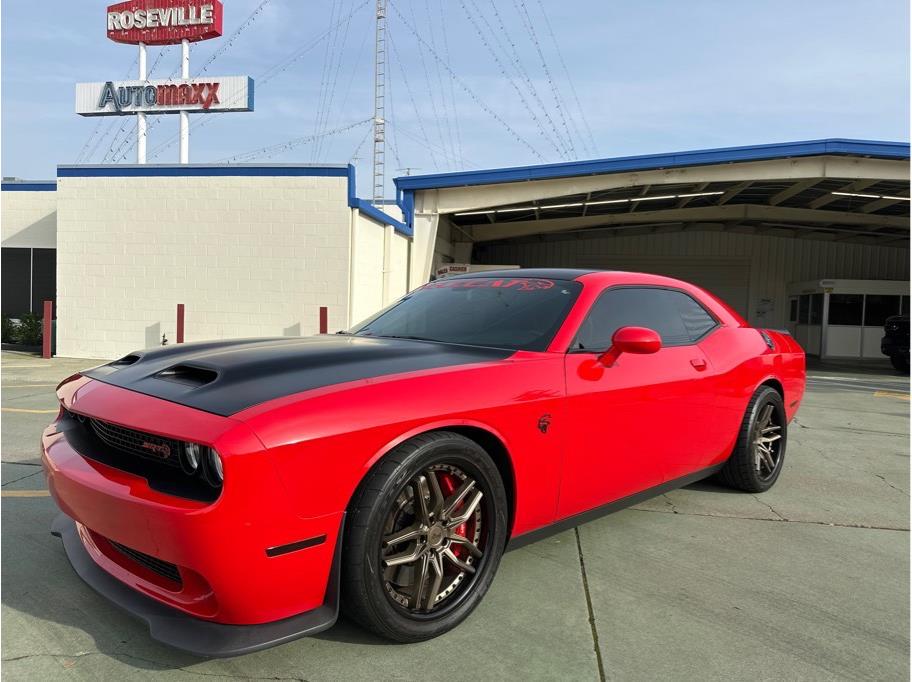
14,313,43,346
1,316,15,343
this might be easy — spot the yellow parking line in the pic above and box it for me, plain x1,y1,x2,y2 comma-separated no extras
3,384,58,388
2,490,50,497
1,407,58,414
873,391,910,401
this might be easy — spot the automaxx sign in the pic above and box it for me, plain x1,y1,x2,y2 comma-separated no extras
74,0,252,161
76,77,253,116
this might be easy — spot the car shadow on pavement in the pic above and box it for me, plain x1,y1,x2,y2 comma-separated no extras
2,503,395,673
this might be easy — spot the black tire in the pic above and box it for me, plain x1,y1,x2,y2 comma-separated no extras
890,354,910,374
717,386,787,493
341,431,508,642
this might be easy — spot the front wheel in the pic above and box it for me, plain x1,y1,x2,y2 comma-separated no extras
341,431,508,642
717,386,787,493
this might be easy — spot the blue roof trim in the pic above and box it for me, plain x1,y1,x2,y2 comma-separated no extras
351,199,412,237
2,181,57,191
394,138,910,191
57,164,350,178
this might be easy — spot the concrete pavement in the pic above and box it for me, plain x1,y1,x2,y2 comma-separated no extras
1,351,908,680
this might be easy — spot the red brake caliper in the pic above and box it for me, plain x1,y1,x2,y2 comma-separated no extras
438,472,469,560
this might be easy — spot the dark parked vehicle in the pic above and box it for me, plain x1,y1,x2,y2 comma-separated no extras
881,315,910,372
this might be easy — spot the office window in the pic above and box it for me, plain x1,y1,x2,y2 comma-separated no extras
828,294,863,325
864,295,900,327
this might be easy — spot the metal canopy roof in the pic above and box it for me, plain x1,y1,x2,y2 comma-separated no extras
395,139,910,246
394,138,909,191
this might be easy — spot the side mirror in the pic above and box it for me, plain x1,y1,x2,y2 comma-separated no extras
597,326,662,367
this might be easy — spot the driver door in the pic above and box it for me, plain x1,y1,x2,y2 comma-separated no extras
557,286,717,519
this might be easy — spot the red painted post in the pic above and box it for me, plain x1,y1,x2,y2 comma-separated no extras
42,300,52,359
319,306,328,334
176,304,185,343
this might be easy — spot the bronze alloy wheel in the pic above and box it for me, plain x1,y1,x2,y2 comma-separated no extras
752,403,783,481
717,385,788,493
380,463,485,613
341,431,508,642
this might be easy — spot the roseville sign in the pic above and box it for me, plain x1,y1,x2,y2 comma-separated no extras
106,0,223,45
76,77,254,116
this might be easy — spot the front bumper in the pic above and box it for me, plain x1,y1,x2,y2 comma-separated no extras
43,376,345,654
51,513,342,657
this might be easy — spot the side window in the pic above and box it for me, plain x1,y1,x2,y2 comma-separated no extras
575,288,716,350
672,291,718,340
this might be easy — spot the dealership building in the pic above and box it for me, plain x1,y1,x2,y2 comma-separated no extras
2,138,908,360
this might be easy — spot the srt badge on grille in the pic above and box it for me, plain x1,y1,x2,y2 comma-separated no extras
141,442,171,458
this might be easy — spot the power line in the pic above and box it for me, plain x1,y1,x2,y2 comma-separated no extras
196,0,272,75
436,0,463,164
387,31,441,171
310,0,343,161
217,118,372,163
388,0,546,162
457,0,567,159
423,0,458,163
512,0,576,157
315,0,359,161
407,0,452,164
479,0,569,156
148,3,370,161
74,55,140,163
534,0,598,156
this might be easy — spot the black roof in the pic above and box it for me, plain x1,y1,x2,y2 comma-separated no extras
445,268,598,280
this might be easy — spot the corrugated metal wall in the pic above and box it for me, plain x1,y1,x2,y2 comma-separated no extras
473,230,910,328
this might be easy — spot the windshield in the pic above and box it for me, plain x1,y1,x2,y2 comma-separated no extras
350,277,583,351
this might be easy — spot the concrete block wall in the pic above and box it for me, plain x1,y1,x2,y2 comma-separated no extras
56,171,352,359
1,186,57,248
349,210,411,326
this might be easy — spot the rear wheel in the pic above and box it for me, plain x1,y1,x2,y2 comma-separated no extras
890,353,909,374
341,431,508,642
717,386,787,493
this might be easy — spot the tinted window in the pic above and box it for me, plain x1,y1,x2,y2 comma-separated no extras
828,294,863,325
350,277,582,351
789,298,799,322
799,295,810,324
574,288,715,350
1,248,30,316
864,294,900,327
810,293,824,325
902,296,908,316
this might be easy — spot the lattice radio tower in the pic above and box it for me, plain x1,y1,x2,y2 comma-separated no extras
372,0,387,206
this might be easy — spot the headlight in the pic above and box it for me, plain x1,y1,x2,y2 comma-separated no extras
206,447,223,486
180,442,200,474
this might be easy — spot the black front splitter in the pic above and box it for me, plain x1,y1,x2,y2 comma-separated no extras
50,513,342,658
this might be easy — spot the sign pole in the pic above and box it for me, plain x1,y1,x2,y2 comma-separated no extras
180,38,190,164
137,41,147,164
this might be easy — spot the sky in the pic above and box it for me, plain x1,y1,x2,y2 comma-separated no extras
2,0,909,198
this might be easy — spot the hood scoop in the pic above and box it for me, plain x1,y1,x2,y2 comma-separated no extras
155,364,219,388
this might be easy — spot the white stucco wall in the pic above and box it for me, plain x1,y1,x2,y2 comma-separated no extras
1,188,57,248
55,173,352,359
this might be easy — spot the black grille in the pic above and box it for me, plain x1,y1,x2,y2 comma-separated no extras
89,418,182,468
109,540,182,585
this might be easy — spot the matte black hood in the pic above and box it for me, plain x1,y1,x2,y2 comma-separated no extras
82,336,513,417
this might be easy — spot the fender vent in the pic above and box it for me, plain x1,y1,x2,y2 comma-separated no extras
155,364,218,387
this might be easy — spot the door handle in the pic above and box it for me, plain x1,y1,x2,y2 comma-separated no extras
690,358,707,371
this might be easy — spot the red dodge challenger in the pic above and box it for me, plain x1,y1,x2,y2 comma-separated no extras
43,269,805,656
